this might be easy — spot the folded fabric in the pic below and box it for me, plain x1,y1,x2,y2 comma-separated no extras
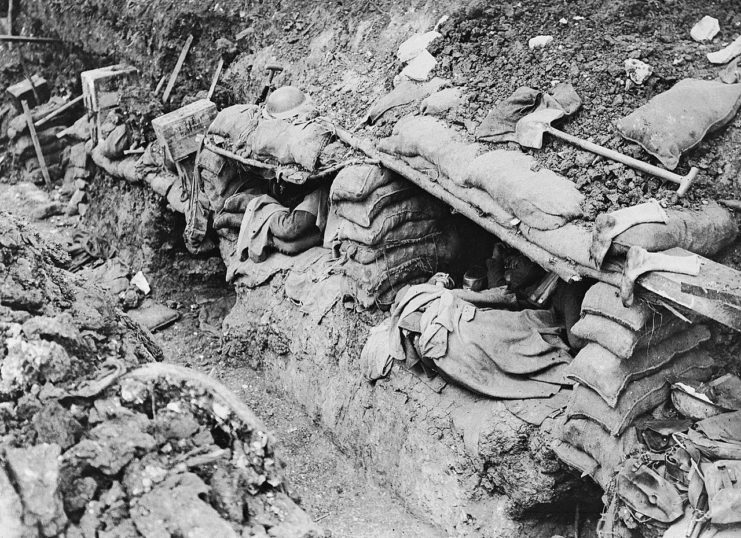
567,325,711,407
361,318,395,380
237,195,287,262
567,349,715,435
333,180,416,228
580,282,652,332
616,458,684,523
99,123,131,160
197,146,261,213
570,312,688,360
387,286,571,399
475,83,582,143
616,79,741,170
330,164,397,202
343,259,437,309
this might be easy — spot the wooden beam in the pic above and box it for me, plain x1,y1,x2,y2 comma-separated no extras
35,94,83,128
162,34,193,104
22,99,52,189
153,74,166,96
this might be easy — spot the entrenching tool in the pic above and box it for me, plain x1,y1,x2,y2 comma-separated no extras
256,64,284,104
515,108,699,197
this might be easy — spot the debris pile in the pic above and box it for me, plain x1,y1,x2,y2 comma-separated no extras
0,213,320,537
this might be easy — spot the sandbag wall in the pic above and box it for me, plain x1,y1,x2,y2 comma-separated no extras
553,282,715,488
329,164,460,309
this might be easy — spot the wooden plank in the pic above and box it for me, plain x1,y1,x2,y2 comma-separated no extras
207,57,224,101
6,74,48,110
152,99,217,161
34,94,83,128
22,99,52,189
154,75,166,96
0,35,61,43
162,34,193,104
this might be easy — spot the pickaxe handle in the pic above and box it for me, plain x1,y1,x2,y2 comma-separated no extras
546,126,698,197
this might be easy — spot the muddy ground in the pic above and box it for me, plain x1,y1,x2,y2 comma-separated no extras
0,181,442,537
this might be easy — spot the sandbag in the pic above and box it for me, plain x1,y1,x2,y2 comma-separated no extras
90,146,138,183
99,123,131,160
339,230,446,264
571,312,688,360
365,77,449,124
377,115,480,185
580,282,651,332
611,202,737,258
336,196,447,247
464,150,584,230
330,164,397,202
567,349,715,435
616,79,741,170
567,325,711,407
343,258,439,308
560,417,641,488
333,181,417,227
249,119,332,171
208,104,261,143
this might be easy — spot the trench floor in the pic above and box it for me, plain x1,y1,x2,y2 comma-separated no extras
0,180,444,538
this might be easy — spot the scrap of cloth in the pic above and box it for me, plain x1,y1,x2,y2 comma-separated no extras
475,82,582,143
386,284,572,398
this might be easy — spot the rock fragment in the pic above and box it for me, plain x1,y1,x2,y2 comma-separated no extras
691,16,720,43
624,59,653,84
1,336,72,393
5,444,68,536
528,35,554,49
708,35,741,64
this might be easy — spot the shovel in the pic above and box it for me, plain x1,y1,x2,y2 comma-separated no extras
515,108,698,197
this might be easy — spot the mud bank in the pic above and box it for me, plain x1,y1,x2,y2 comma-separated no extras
81,180,594,536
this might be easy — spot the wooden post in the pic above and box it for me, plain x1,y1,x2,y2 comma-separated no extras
22,99,52,189
162,34,193,104
35,94,83,128
7,0,13,36
207,57,224,101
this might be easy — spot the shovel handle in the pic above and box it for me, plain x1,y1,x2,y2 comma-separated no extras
547,126,698,197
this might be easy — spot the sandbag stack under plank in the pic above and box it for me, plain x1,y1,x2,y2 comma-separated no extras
330,163,457,309
554,282,714,488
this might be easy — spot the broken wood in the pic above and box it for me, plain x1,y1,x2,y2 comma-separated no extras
0,35,61,44
21,99,52,189
207,57,224,101
620,247,701,307
162,34,193,103
34,94,83,128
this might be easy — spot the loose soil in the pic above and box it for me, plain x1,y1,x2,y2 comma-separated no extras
0,180,442,538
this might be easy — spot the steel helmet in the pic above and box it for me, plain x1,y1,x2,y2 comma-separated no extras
265,86,314,119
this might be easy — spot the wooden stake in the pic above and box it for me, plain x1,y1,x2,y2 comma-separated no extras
153,74,166,96
16,48,40,105
207,57,224,101
162,34,193,104
35,94,83,128
22,99,52,189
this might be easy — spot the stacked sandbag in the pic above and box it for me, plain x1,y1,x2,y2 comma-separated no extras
7,117,67,184
330,163,458,309
553,282,716,488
